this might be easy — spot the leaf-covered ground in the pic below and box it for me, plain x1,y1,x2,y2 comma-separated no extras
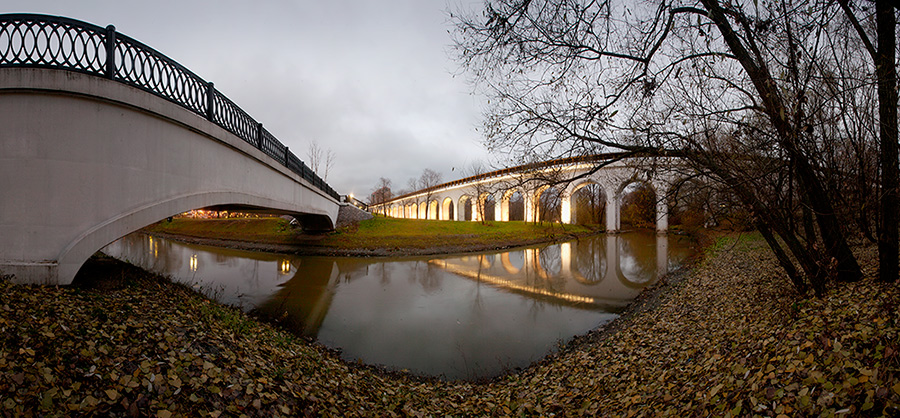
1,234,898,417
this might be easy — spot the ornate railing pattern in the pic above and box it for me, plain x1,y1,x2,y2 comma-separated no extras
0,13,340,200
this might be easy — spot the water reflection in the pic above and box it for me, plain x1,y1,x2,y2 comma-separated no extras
102,231,691,380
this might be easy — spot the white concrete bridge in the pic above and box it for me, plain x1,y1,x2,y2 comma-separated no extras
0,14,341,285
370,154,680,233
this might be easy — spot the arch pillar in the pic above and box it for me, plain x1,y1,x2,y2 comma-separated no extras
494,192,503,221
500,190,511,221
656,195,668,233
524,189,536,223
560,191,572,224
605,190,619,233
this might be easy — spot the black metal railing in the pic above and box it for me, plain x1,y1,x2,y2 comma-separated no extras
0,13,340,201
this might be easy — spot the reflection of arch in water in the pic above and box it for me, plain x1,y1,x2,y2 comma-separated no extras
563,238,609,285
613,234,669,288
478,254,494,269
501,250,523,274
533,245,562,279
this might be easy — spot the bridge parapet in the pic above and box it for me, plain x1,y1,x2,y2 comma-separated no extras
0,13,339,200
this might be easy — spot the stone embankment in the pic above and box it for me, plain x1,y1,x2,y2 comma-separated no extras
334,204,373,229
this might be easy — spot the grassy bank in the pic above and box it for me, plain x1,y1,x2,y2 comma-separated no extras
2,233,898,416
325,216,595,250
144,216,598,254
143,218,300,245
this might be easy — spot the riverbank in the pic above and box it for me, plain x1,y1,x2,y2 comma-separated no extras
2,233,898,416
143,216,601,256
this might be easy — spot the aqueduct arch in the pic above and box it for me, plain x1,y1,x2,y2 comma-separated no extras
373,154,680,233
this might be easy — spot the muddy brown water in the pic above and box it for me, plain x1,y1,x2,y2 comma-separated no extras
102,231,692,380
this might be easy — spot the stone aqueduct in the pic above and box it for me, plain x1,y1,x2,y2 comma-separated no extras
370,154,681,233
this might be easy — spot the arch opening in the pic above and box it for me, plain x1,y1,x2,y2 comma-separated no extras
477,193,496,222
571,182,606,226
536,186,562,224
428,200,439,220
441,197,455,221
619,181,657,229
458,195,474,221
502,190,525,221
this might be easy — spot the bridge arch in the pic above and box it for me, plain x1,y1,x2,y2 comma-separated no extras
614,178,670,233
0,69,338,284
0,15,341,285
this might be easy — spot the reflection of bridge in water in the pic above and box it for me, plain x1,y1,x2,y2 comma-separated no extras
429,233,674,310
102,231,690,379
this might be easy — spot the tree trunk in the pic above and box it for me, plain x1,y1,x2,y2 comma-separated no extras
875,0,899,282
701,0,863,282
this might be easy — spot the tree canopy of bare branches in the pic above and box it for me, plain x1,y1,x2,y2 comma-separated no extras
369,177,393,215
307,140,336,182
452,0,898,292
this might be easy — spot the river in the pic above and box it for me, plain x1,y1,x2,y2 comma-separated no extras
101,231,692,380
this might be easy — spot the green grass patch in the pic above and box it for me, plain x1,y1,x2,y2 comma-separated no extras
321,216,596,250
144,218,298,244
146,216,598,251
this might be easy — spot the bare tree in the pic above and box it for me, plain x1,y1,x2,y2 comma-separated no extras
417,168,444,219
464,161,500,223
452,0,877,293
307,139,337,182
405,177,421,218
369,177,393,216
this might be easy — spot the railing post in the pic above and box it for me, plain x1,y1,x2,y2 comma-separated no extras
256,123,263,148
206,82,215,121
284,146,289,166
104,25,116,79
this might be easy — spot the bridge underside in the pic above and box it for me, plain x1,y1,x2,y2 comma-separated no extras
0,69,338,285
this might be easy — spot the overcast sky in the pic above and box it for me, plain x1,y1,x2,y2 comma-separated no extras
4,0,492,198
